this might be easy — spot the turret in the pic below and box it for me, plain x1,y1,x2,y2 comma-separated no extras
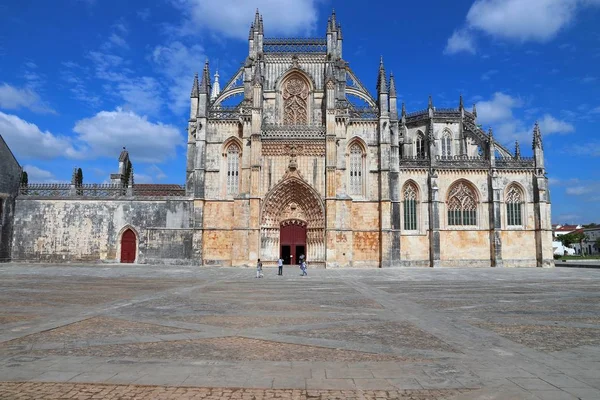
472,103,478,120
190,72,199,119
252,60,263,108
428,95,434,118
389,72,397,119
377,57,388,115
249,9,264,60
515,140,521,159
210,70,220,101
325,62,336,110
459,94,464,118
326,9,342,60
533,122,545,171
488,127,495,164
198,60,211,118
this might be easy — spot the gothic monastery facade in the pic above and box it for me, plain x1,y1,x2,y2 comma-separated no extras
7,11,553,267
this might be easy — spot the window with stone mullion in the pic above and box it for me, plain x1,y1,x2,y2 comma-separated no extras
506,186,523,226
349,144,363,195
226,145,240,195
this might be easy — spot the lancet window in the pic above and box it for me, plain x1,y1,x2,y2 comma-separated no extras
226,144,240,195
349,143,364,196
441,131,452,158
447,182,477,226
416,133,426,159
506,185,523,226
403,183,418,231
282,76,309,125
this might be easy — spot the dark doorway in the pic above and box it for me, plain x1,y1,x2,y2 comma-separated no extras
280,223,307,266
281,245,291,265
121,229,136,263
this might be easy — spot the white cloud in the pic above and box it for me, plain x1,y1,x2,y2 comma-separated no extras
117,77,163,114
147,165,167,181
0,112,83,160
474,93,574,144
172,0,320,40
481,69,499,81
0,83,55,114
467,0,579,42
538,114,575,134
22,165,60,183
476,92,523,123
151,41,206,114
108,33,128,49
565,141,600,157
591,106,600,114
445,0,600,54
73,108,183,163
444,29,477,55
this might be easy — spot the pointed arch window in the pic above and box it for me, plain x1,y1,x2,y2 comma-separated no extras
416,133,426,159
283,76,309,125
506,185,523,226
441,131,452,158
403,183,418,231
226,144,240,195
349,143,364,196
447,182,477,226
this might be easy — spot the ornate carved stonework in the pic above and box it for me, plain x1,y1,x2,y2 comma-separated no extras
261,142,325,157
283,76,309,124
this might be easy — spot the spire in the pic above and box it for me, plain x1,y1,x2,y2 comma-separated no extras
191,72,199,97
331,9,337,31
488,127,494,143
515,140,521,159
253,61,263,85
325,62,335,83
401,102,406,118
377,56,387,93
259,16,264,34
338,24,343,39
249,23,254,39
199,60,211,94
428,95,433,109
533,121,543,150
389,72,397,97
459,94,464,110
472,103,478,118
254,9,260,28
210,70,220,101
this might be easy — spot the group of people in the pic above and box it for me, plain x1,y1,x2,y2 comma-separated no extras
256,255,308,278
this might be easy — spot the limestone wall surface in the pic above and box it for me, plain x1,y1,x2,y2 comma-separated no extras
0,135,22,262
12,198,194,264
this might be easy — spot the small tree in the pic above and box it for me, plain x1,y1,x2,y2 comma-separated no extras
76,168,83,195
558,232,586,248
20,170,28,194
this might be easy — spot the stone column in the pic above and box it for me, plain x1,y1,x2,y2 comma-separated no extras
428,170,441,268
489,170,503,267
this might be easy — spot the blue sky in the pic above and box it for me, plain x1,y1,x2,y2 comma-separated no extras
0,0,599,223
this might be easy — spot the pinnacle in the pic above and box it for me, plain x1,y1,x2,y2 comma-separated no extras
191,72,199,97
389,72,397,97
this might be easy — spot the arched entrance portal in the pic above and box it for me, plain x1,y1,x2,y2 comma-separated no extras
261,170,325,264
120,229,136,263
280,220,307,265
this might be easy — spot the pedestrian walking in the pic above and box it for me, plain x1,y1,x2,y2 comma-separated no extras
256,258,263,278
300,259,308,276
278,257,284,276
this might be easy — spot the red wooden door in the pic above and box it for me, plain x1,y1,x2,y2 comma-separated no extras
121,229,136,263
280,224,306,265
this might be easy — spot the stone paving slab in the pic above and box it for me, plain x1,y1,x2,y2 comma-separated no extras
0,382,469,399
1,264,600,399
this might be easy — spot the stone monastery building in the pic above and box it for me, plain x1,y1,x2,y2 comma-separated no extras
7,11,553,267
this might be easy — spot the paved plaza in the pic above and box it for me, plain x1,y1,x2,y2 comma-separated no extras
0,264,599,399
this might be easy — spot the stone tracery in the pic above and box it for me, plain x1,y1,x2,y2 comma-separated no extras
447,182,477,226
282,76,309,125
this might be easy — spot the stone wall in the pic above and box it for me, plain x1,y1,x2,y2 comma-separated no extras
0,135,22,262
12,198,194,264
